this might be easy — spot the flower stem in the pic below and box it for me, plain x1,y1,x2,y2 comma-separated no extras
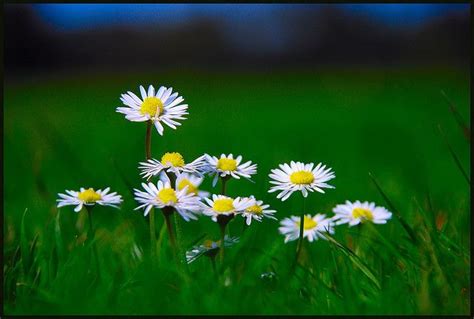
163,209,177,254
211,256,217,278
145,120,152,160
295,195,306,263
145,120,157,258
219,222,226,263
220,176,228,195
149,209,157,257
86,206,100,277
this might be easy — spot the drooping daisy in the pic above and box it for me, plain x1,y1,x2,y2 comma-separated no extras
205,154,257,186
139,152,207,179
116,85,188,135
57,187,122,212
241,196,277,225
186,236,239,264
278,214,334,243
202,194,255,222
269,161,335,201
175,173,209,198
133,176,201,221
332,200,392,226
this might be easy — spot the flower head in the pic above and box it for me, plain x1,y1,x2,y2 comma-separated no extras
57,187,122,212
185,236,239,264
278,214,334,243
176,173,209,198
202,194,254,222
332,200,392,226
241,196,277,225
269,161,335,201
116,85,188,135
133,175,201,221
139,153,207,179
205,154,257,186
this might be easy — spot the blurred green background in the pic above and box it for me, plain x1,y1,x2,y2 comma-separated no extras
3,4,470,315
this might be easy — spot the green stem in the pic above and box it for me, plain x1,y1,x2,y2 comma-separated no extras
211,256,217,278
219,223,226,263
145,120,152,160
164,210,177,253
86,206,100,277
221,176,228,195
149,209,157,257
295,195,306,262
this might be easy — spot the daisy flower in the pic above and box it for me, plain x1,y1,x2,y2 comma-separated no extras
332,200,392,226
278,214,334,243
116,84,188,135
57,187,122,212
205,153,257,186
176,173,209,198
139,152,207,179
202,194,255,222
133,176,201,221
185,236,239,264
241,196,277,225
269,161,335,201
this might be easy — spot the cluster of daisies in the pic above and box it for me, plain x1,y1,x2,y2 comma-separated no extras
57,84,393,264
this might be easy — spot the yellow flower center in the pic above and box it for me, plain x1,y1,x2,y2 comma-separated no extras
296,216,318,230
78,188,102,203
161,152,185,167
140,97,163,117
213,198,234,213
177,178,198,195
216,158,237,171
203,240,215,249
157,188,178,204
246,205,263,215
290,171,314,185
352,208,373,221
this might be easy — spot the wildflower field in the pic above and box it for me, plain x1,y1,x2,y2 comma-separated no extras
3,68,470,315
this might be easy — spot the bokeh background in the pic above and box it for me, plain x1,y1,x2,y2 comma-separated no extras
4,3,470,315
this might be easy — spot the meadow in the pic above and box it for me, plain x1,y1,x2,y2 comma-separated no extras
3,67,470,315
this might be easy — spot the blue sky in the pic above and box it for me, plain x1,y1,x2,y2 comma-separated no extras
33,4,469,31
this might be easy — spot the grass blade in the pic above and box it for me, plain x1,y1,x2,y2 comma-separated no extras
368,172,418,244
323,232,381,290
437,124,470,185
440,90,470,142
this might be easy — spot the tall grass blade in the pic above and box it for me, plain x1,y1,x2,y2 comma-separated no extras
437,124,470,185
368,172,418,244
323,232,381,290
440,90,470,142
20,208,30,275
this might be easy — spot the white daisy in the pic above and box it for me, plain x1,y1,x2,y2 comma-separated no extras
133,176,201,221
185,236,239,264
57,187,122,212
268,161,335,201
241,196,277,225
175,173,209,198
278,214,334,243
332,200,392,226
139,152,207,179
116,84,188,136
205,153,257,187
202,194,255,222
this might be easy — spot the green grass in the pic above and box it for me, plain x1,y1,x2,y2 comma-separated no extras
3,68,470,315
